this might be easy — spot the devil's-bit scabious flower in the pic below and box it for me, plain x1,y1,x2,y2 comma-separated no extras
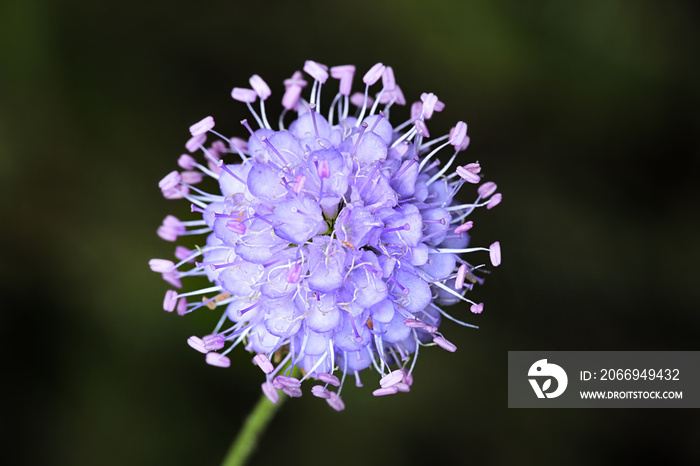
150,60,502,411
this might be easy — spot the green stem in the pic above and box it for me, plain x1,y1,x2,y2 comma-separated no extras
221,392,286,466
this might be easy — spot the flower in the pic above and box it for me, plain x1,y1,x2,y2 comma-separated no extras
150,60,502,411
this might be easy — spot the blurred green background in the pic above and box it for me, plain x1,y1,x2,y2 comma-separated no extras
3,0,699,464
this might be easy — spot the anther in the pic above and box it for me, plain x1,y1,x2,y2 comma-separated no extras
421,93,438,119
478,182,497,199
414,119,430,137
454,221,473,234
282,71,307,111
403,318,438,334
363,63,386,86
262,381,279,404
253,354,274,374
318,372,340,387
312,385,331,399
203,334,225,351
187,336,207,353
226,220,246,234
351,92,373,108
433,335,457,352
178,154,197,170
317,159,330,178
163,290,178,312
486,193,502,210
455,264,468,290
292,174,307,194
249,75,271,100
330,65,356,96
456,165,480,184
381,66,396,91
275,375,301,388
231,87,257,103
327,392,345,411
303,60,329,83
464,162,480,173
450,121,468,147
372,386,399,396
181,171,203,184
379,370,404,388
159,171,181,191
150,259,176,273
489,241,501,267
205,352,231,368
185,133,206,153
189,116,215,136
287,264,301,284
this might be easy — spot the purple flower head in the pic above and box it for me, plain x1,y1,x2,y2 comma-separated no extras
151,61,501,410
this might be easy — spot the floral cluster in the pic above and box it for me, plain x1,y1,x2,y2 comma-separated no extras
150,60,501,411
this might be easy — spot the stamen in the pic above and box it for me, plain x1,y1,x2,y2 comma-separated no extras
317,159,330,178
287,264,301,284
429,302,479,329
206,352,231,368
318,372,340,387
261,381,279,404
185,134,206,153
303,60,329,83
292,174,306,194
187,336,207,353
312,385,331,399
253,353,274,374
487,193,502,209
308,103,320,138
379,370,404,388
149,259,175,273
489,241,501,266
231,88,257,103
470,302,484,314
455,264,468,290
330,65,355,96
433,335,457,352
455,165,481,184
403,318,438,334
282,71,307,111
226,220,246,235
363,62,386,86
454,221,473,234
327,391,345,411
189,116,215,136
449,121,468,147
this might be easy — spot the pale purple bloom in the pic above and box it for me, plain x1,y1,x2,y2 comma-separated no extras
151,60,501,410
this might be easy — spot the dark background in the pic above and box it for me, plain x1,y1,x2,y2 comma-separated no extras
3,0,699,464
